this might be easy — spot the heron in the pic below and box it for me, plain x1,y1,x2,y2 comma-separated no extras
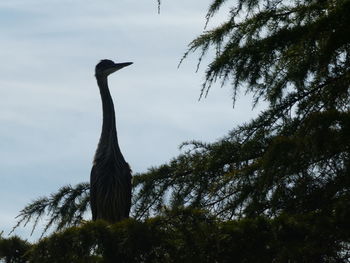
90,59,133,223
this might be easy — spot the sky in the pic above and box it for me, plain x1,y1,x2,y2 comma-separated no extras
0,0,264,239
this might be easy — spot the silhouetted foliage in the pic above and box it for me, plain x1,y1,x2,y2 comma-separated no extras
12,183,89,237
8,0,350,261
3,208,350,262
133,110,350,220
0,233,31,263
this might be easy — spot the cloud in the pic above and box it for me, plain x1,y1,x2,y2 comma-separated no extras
0,0,265,239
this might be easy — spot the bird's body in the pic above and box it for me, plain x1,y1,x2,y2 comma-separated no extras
90,59,132,223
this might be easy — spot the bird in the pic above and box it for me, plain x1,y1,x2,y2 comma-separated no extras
90,59,133,223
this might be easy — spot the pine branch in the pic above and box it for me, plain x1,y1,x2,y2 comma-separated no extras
11,183,90,237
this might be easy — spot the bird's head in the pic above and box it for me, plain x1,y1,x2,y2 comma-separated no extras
95,59,133,77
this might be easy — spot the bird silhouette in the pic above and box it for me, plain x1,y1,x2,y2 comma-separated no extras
90,59,132,223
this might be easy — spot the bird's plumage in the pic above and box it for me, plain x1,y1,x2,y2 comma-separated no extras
90,59,132,223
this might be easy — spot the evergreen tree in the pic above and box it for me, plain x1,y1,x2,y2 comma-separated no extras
134,0,350,224
9,0,350,261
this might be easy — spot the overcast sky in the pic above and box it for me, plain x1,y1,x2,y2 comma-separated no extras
0,0,264,239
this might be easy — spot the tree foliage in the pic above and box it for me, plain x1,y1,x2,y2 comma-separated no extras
11,183,89,237
8,0,350,261
0,233,31,263
133,110,350,220
3,209,349,262
133,0,350,226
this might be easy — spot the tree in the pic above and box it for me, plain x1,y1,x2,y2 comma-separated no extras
0,232,31,263
10,0,350,261
3,208,347,262
134,0,350,227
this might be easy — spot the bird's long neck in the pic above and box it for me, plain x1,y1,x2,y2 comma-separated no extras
94,75,125,164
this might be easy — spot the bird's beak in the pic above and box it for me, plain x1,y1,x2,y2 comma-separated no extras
112,62,133,72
